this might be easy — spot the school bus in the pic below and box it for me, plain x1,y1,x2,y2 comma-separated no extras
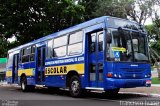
6,16,151,97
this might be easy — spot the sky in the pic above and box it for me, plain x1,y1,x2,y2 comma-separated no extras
144,18,153,25
145,4,160,25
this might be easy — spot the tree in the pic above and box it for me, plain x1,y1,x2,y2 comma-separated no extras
0,0,85,44
0,38,8,57
93,0,134,19
93,0,155,25
127,0,154,25
80,0,98,20
0,0,85,57
145,18,160,78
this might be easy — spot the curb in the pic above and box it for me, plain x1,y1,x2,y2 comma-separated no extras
120,92,160,98
0,84,19,87
151,84,160,87
0,84,11,87
1,84,160,98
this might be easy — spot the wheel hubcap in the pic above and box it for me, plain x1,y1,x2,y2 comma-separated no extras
71,80,79,93
22,82,25,90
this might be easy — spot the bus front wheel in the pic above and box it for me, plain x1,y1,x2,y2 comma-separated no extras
69,75,82,97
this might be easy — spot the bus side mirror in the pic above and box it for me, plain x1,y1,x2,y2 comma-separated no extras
106,34,112,44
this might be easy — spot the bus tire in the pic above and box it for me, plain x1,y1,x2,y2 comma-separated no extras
69,75,82,97
104,88,120,96
21,76,34,92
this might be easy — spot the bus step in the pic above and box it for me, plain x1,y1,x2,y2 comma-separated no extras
35,84,45,88
85,87,104,91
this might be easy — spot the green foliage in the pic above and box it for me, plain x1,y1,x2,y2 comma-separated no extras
0,38,8,57
152,77,160,84
0,0,85,44
145,16,160,57
0,0,159,58
151,41,160,55
80,0,98,20
145,24,158,40
93,0,134,19
0,0,85,57
93,0,155,25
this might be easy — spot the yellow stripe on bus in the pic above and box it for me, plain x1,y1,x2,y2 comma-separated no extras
45,63,84,75
6,70,12,77
18,69,34,76
7,63,84,77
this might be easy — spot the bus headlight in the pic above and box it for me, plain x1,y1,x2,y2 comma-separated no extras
118,74,122,78
148,74,151,77
145,74,151,78
114,74,117,78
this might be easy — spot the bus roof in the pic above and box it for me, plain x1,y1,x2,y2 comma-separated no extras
8,16,138,53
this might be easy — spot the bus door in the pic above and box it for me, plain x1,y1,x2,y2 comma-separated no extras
36,46,46,84
88,30,104,87
13,54,19,83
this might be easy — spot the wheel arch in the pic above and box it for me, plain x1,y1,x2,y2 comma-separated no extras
66,70,80,87
20,73,26,82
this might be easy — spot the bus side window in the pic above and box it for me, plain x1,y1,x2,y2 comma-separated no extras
53,35,67,57
38,49,41,67
47,39,53,58
98,33,103,51
7,53,13,67
22,47,30,63
68,30,83,56
90,34,96,52
90,64,96,81
19,50,22,63
22,49,25,63
30,45,36,61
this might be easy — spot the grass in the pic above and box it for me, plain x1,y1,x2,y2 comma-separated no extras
152,77,160,84
151,65,157,71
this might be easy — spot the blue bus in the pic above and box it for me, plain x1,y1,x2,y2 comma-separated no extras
6,16,151,97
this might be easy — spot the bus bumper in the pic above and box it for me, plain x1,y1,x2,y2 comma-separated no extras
105,78,151,89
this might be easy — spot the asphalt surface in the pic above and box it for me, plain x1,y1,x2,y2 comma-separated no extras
0,86,160,106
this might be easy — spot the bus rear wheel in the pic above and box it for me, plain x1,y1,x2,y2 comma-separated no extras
69,75,82,97
21,76,28,92
21,76,34,92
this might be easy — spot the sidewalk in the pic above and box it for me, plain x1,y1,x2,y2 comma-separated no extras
120,71,160,96
0,81,7,85
1,83,160,94
1,79,160,97
120,85,160,96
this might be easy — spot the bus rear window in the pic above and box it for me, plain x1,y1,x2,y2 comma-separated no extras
7,53,13,67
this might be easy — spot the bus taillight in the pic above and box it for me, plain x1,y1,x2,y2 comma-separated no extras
107,73,113,77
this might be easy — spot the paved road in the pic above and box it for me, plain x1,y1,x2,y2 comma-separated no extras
0,86,160,106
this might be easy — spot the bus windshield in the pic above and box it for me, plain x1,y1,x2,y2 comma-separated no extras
106,28,149,62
